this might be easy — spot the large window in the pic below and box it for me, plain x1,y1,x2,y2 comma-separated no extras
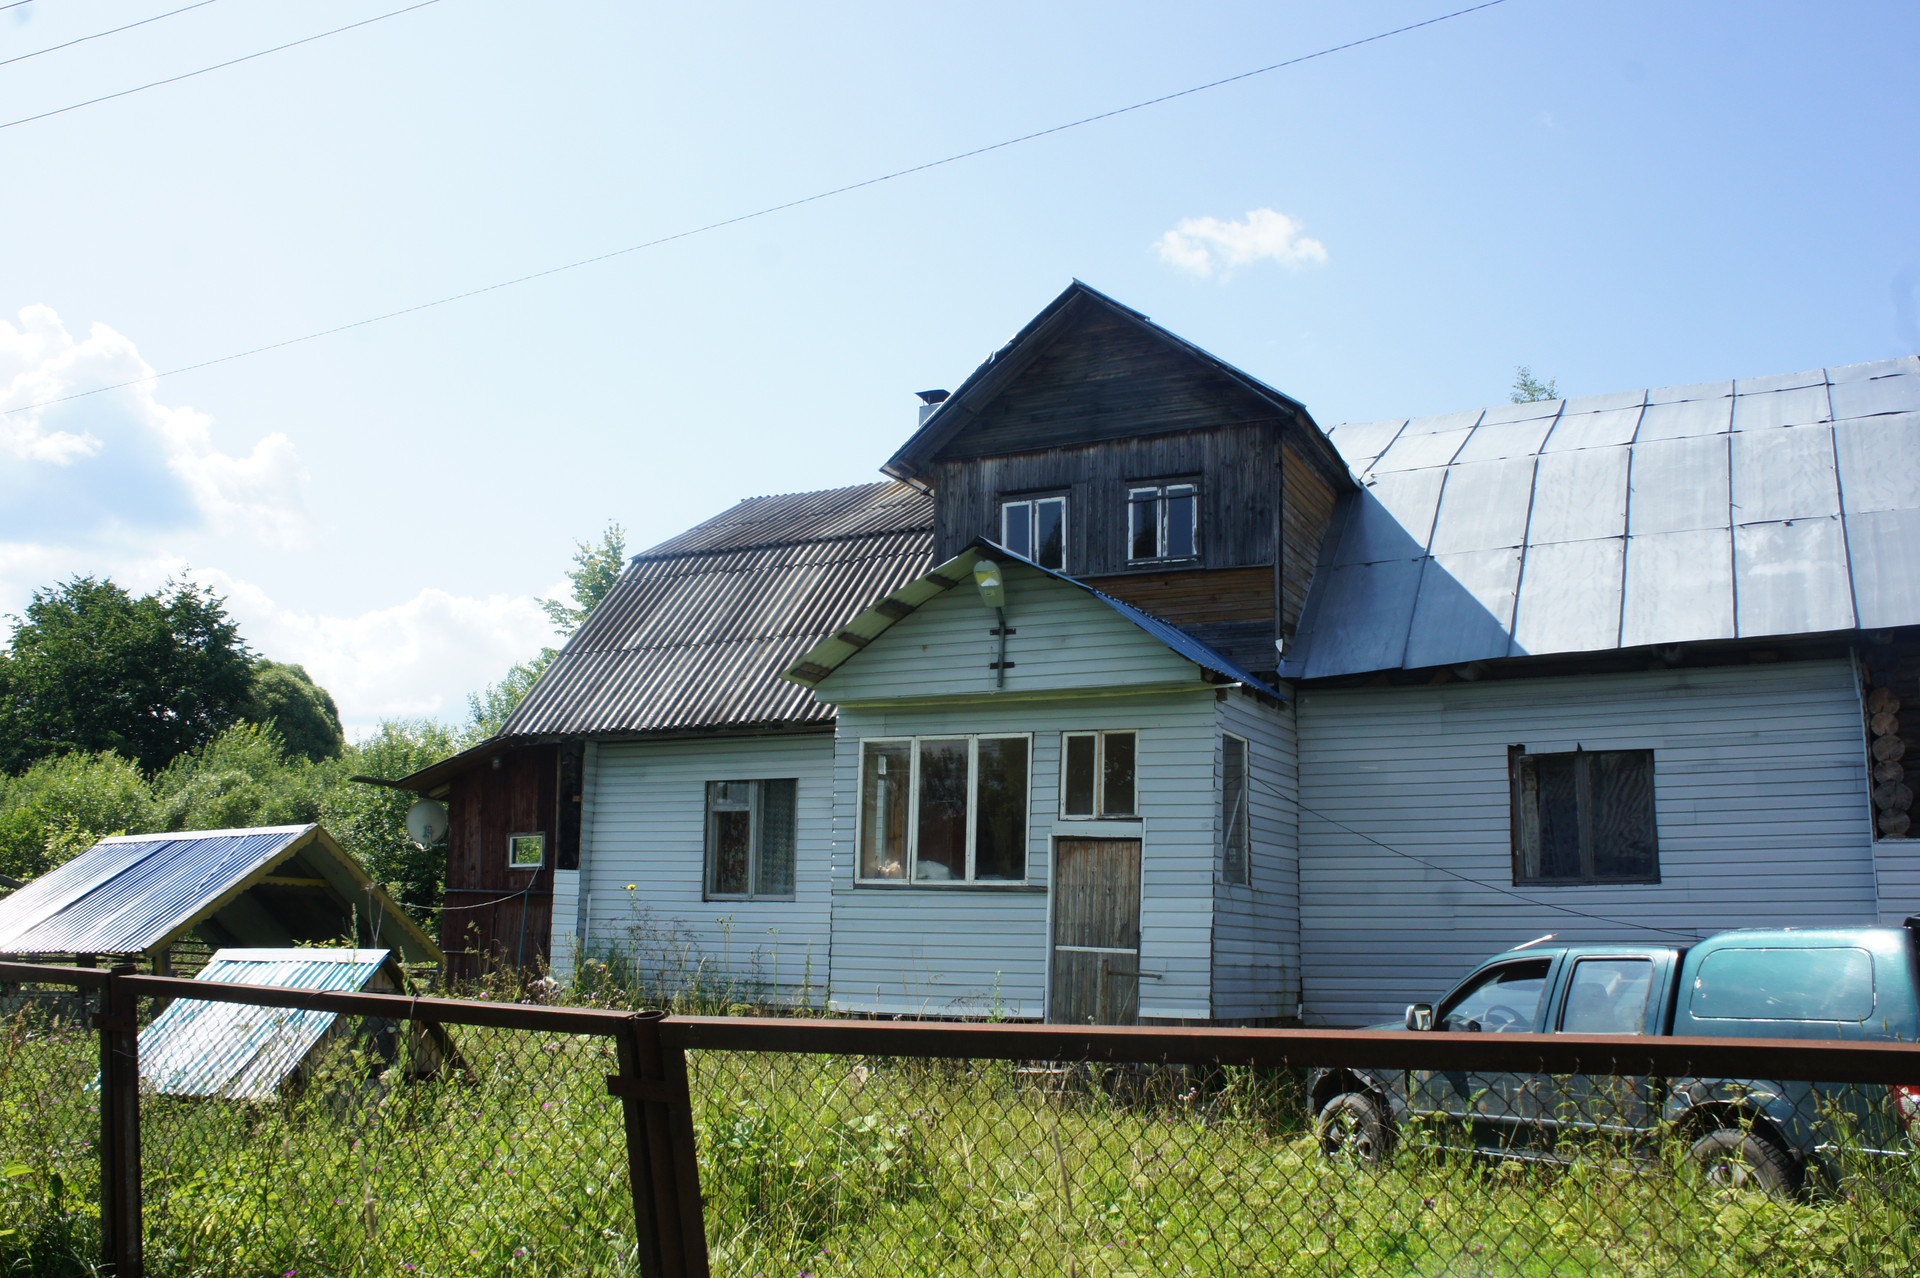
1127,483,1198,562
1510,748,1659,885
705,779,798,900
1061,730,1137,819
1001,496,1067,570
1221,733,1250,884
859,736,1030,883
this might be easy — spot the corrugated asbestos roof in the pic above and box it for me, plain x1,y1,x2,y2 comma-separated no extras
136,948,390,1100
498,481,935,737
784,540,1286,701
0,826,439,961
1285,357,1920,679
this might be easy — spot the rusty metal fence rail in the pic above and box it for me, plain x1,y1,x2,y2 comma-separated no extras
5,960,1920,1277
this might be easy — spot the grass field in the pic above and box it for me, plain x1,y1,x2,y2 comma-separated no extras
5,989,1920,1277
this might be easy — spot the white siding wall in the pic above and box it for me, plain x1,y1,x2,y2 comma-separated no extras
583,733,834,1002
1212,691,1299,1022
829,691,1220,1020
1297,660,1876,1026
817,560,1203,703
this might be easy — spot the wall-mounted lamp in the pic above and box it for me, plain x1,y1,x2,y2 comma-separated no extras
973,558,1005,610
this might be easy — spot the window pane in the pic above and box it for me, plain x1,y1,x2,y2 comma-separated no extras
755,778,797,896
1063,735,1095,816
709,810,751,895
915,739,969,881
1689,947,1876,1022
1439,959,1551,1033
1035,498,1065,570
1222,735,1248,883
1589,750,1658,880
1129,490,1159,559
860,742,910,879
1560,958,1654,1034
1166,488,1196,559
1533,754,1581,880
1102,731,1137,818
974,737,1028,881
1001,501,1032,559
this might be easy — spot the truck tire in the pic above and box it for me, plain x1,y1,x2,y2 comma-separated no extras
1688,1128,1798,1197
1317,1092,1395,1166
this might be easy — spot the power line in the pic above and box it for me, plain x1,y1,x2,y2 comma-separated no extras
1249,775,1699,940
0,0,444,131
2,0,1514,419
0,0,42,11
0,0,226,70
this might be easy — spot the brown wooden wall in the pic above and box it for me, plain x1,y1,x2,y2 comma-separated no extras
440,743,561,980
1281,439,1338,640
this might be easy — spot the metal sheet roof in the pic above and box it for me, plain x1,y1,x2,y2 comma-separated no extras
1291,356,1920,678
784,540,1286,701
0,826,439,962
136,948,390,1100
497,482,935,737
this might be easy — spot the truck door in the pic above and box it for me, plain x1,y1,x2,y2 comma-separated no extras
1543,951,1675,1149
1406,957,1557,1152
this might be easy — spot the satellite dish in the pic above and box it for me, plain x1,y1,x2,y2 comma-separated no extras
406,798,449,848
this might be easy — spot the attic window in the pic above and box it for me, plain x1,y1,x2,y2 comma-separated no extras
1002,496,1066,570
1510,748,1659,885
1127,484,1198,562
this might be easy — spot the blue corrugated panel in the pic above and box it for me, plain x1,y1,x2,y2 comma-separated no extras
136,948,389,1100
0,827,309,956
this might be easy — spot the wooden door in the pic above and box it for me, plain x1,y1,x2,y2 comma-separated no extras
1050,838,1142,1025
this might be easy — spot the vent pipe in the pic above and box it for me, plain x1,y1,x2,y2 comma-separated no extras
915,388,950,426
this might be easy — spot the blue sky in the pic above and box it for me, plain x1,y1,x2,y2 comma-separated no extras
2,0,1914,732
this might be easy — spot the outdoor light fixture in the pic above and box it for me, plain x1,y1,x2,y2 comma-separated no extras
973,558,1005,610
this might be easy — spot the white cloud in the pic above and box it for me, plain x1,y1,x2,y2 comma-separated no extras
1155,208,1329,280
0,305,310,548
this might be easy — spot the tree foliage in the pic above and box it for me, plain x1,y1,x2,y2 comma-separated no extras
247,661,346,762
1510,366,1560,403
540,521,627,636
0,576,257,772
318,719,466,921
466,648,557,741
0,750,155,881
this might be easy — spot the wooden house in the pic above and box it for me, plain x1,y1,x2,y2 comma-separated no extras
388,281,1920,1025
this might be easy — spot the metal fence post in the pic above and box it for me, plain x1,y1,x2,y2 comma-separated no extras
96,962,142,1277
608,1011,710,1278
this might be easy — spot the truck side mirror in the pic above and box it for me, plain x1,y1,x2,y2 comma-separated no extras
1405,1002,1434,1032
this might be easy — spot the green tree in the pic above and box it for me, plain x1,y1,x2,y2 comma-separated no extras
540,521,627,635
465,649,557,741
1511,366,1560,403
247,660,346,762
323,719,466,921
0,749,156,881
0,575,255,773
149,722,337,833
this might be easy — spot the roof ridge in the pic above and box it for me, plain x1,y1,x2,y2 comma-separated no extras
632,524,934,564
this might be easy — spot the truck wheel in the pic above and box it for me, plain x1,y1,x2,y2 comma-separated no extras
1688,1128,1798,1197
1317,1092,1394,1166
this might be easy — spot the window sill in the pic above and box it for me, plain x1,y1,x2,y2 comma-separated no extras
702,896,800,904
851,881,1047,893
1511,877,1662,888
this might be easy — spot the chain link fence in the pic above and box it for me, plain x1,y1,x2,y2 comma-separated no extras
3,961,1918,1277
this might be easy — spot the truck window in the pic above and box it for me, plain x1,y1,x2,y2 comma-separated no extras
1560,958,1655,1034
1439,959,1551,1033
1689,946,1876,1022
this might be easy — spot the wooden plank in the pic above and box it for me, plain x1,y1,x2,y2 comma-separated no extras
1051,837,1142,1025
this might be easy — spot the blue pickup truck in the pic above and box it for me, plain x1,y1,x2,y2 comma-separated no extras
1310,925,1920,1193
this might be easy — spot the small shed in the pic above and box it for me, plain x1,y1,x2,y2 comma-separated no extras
0,825,440,968
136,948,454,1099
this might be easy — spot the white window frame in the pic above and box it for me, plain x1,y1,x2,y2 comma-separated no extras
1127,483,1200,563
1220,732,1251,885
1058,730,1140,820
506,832,545,870
1000,495,1068,571
703,779,798,902
855,733,1033,885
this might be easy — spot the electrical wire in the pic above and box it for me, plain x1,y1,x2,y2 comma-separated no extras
1247,774,1700,940
1,0,1514,419
0,0,444,131
0,0,225,70
0,0,42,12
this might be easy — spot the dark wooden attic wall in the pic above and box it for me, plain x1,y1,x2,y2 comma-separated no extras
1859,632,1920,841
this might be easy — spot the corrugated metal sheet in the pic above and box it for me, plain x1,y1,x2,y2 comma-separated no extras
136,948,389,1100
500,485,935,737
0,826,438,961
0,827,307,955
1288,356,1920,678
